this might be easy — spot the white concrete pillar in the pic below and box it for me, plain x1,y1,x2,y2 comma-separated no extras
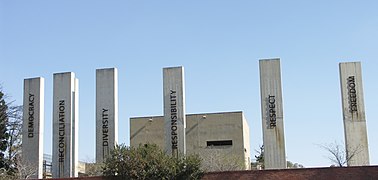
72,78,79,176
339,62,370,166
96,68,118,163
52,72,78,178
163,66,186,157
22,77,44,179
259,59,286,169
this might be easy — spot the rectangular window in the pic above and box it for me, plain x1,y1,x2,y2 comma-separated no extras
206,140,233,147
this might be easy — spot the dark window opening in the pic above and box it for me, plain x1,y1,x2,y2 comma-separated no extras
207,140,233,147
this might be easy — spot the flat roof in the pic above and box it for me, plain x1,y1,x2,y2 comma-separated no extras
130,110,244,120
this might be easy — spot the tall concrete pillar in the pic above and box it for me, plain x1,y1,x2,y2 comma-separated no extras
22,77,44,179
72,78,79,177
259,59,286,169
339,62,370,166
52,72,79,178
163,66,186,157
96,68,118,163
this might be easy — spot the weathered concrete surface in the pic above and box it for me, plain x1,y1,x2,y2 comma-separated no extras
52,72,79,178
339,62,369,166
130,111,251,171
22,77,44,179
163,67,186,157
259,58,286,169
96,68,118,163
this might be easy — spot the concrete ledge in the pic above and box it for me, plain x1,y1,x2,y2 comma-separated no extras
203,166,378,180
31,166,378,180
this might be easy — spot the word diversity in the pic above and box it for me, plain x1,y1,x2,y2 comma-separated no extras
102,108,110,148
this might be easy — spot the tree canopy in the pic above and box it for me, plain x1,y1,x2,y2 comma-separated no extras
252,144,304,169
103,144,204,180
0,89,27,179
0,90,9,171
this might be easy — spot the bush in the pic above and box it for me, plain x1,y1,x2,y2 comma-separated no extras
103,144,203,180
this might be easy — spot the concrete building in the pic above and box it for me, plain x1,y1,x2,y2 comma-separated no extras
130,111,251,171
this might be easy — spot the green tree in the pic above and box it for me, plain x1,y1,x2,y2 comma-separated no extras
0,88,26,179
252,145,304,169
5,105,22,173
200,148,245,172
286,161,304,168
252,145,264,169
103,144,204,180
0,90,9,171
175,154,203,179
82,162,104,177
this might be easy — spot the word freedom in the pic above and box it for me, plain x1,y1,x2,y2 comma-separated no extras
348,76,358,113
268,95,277,128
28,93,35,138
170,90,178,151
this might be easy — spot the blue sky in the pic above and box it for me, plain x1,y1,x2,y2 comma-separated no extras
1,1,378,167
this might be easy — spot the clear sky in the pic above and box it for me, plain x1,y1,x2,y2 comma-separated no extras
1,1,378,167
